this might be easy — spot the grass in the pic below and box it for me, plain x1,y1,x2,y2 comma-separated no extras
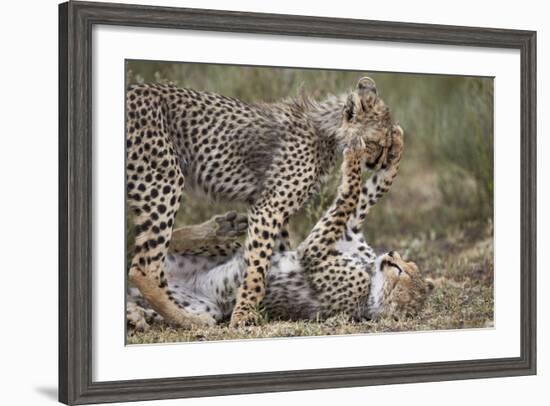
125,61,494,344
128,220,493,344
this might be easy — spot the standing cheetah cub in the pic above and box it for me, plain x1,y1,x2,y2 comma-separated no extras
126,77,393,327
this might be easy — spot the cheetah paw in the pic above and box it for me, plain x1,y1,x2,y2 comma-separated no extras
343,137,368,163
127,302,151,334
229,306,259,328
213,211,248,238
387,124,404,165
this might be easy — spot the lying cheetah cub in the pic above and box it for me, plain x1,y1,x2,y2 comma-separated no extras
127,124,433,332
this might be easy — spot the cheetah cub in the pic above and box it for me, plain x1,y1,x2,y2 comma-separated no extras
127,124,434,332
126,77,394,327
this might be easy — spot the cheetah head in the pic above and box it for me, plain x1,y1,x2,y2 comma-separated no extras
339,77,393,169
362,251,434,320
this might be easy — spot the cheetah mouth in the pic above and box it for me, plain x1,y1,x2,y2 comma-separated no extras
380,259,403,275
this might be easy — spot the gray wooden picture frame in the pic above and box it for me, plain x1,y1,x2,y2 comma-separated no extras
59,1,537,404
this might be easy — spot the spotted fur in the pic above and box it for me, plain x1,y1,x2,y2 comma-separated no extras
126,77,393,328
127,125,434,332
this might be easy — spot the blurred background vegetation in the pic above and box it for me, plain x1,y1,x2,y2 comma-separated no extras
126,60,493,252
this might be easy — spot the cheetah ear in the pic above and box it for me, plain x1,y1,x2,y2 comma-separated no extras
344,93,361,122
356,76,378,109
392,123,404,138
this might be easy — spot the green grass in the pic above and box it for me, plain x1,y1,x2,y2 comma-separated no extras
125,61,494,343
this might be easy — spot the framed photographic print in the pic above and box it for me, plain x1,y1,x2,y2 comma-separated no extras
59,1,536,404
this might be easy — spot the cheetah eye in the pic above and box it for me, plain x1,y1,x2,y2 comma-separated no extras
390,264,403,276
381,259,404,276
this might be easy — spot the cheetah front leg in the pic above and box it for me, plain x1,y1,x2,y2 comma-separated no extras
348,124,404,230
297,143,367,261
229,203,285,326
275,219,293,253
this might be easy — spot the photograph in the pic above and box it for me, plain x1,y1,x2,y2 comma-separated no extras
54,1,538,404
125,61,494,344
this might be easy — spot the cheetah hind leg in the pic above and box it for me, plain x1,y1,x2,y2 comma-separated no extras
126,86,218,329
127,171,217,329
169,211,248,256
